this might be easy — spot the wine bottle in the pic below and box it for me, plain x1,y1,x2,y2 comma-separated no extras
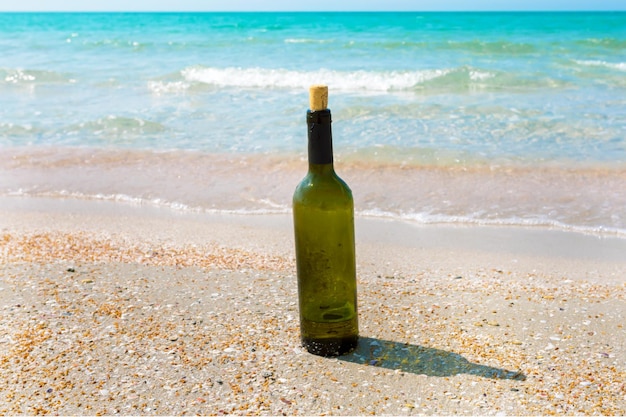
292,85,359,357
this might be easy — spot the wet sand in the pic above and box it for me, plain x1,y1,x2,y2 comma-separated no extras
1,196,625,415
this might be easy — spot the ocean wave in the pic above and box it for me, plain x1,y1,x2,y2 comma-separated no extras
147,80,191,94
358,209,626,239
0,68,74,85
574,60,626,72
284,38,335,44
153,65,565,94
443,40,538,55
5,188,624,239
414,66,566,91
180,66,447,92
0,122,42,138
576,37,626,50
4,189,291,216
62,116,168,141
80,38,150,51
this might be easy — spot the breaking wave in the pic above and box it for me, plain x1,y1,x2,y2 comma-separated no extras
148,65,567,95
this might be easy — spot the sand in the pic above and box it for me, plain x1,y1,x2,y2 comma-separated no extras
1,196,625,415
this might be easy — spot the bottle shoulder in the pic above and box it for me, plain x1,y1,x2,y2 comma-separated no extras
293,170,353,206
295,171,352,193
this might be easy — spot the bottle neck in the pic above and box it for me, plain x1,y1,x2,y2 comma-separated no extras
307,109,334,170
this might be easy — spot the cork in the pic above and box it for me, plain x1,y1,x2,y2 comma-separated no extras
309,85,328,111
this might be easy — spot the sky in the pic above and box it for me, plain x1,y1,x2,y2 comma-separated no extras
1,0,625,12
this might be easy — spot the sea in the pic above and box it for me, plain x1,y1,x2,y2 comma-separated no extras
1,12,625,238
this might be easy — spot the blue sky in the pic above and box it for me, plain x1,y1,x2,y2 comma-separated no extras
1,0,625,11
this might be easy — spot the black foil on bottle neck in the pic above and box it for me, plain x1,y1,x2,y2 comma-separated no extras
307,109,333,165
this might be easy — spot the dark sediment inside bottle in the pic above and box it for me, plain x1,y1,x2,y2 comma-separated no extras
301,328,358,357
302,336,358,357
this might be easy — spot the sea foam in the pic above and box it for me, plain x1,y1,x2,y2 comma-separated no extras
172,66,550,94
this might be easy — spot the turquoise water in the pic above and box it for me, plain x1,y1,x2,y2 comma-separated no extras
1,12,625,235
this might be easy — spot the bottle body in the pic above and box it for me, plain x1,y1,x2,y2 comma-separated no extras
292,109,358,357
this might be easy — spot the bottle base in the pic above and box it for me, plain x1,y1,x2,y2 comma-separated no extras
302,335,358,357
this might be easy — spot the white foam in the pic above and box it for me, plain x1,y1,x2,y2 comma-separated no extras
357,208,626,239
4,69,36,83
469,70,495,81
4,189,625,239
575,60,626,72
180,66,451,92
147,80,191,94
284,38,334,44
3,190,290,217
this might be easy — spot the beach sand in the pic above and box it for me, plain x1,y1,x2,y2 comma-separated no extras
1,196,625,415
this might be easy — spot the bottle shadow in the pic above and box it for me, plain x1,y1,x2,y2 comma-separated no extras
339,336,526,381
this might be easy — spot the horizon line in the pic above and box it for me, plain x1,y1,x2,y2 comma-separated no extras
2,9,625,12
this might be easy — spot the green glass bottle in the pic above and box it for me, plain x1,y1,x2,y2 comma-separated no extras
292,85,358,357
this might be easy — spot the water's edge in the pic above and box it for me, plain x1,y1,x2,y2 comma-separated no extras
2,147,625,239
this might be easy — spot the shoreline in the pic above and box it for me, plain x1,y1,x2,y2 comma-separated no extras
3,146,626,240
3,194,626,266
1,196,625,415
